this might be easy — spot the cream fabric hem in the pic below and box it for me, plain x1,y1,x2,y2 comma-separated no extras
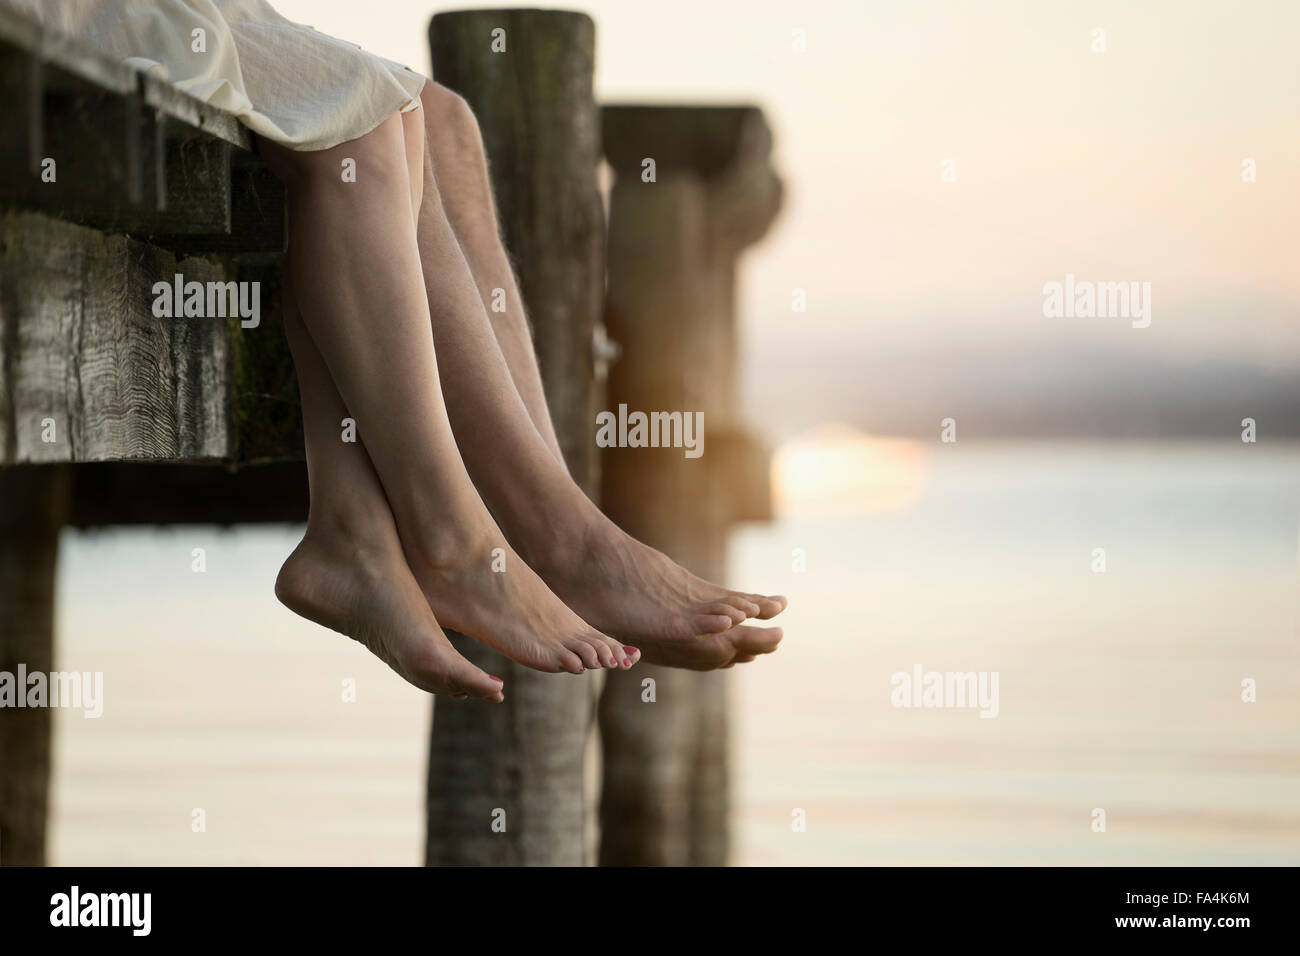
5,0,425,151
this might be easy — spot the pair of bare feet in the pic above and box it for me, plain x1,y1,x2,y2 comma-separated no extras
275,492,787,704
258,94,785,703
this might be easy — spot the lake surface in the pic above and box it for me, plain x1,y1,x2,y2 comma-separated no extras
47,439,1300,865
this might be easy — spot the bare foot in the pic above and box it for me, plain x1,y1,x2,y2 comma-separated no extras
530,520,787,670
405,523,641,676
275,521,505,702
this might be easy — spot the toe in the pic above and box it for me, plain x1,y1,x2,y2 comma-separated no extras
575,632,613,668
594,633,624,669
557,649,587,675
701,601,748,626
566,638,601,670
408,643,504,701
729,624,783,656
694,612,736,635
598,634,635,669
446,660,507,702
724,593,762,618
742,592,786,619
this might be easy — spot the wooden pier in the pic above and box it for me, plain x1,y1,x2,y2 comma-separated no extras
0,6,779,866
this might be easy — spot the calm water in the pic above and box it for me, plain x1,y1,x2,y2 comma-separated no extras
48,440,1300,865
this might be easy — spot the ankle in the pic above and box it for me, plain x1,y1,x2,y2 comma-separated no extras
518,504,606,572
303,505,397,563
404,515,499,575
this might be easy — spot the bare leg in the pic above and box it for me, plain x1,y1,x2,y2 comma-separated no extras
416,84,564,463
259,113,636,675
416,83,786,669
275,289,503,701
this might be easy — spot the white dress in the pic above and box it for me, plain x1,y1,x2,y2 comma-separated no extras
5,0,425,151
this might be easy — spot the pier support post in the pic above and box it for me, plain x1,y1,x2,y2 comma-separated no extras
0,465,69,865
424,9,604,865
597,106,781,865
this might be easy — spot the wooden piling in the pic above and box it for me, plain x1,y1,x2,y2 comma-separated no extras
424,9,604,866
0,465,69,865
597,105,782,865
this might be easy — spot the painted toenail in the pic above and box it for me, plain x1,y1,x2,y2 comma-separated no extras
623,645,638,656
622,658,631,667
489,675,503,682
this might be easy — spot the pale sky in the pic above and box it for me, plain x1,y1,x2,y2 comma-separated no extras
274,0,1300,413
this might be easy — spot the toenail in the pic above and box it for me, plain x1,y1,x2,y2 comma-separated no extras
622,658,631,667
489,675,503,682
623,645,638,656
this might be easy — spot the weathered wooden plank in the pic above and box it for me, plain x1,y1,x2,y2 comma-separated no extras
0,4,270,248
6,86,143,215
140,72,251,151
0,212,231,463
425,8,604,867
140,131,233,235
0,3,250,149
0,212,300,465
35,115,233,237
0,71,238,235
161,159,285,258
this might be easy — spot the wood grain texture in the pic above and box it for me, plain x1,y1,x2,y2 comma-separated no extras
425,9,603,867
0,213,301,466
0,3,297,464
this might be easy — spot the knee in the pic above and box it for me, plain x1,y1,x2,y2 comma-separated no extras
419,80,472,128
260,113,410,191
419,81,486,160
